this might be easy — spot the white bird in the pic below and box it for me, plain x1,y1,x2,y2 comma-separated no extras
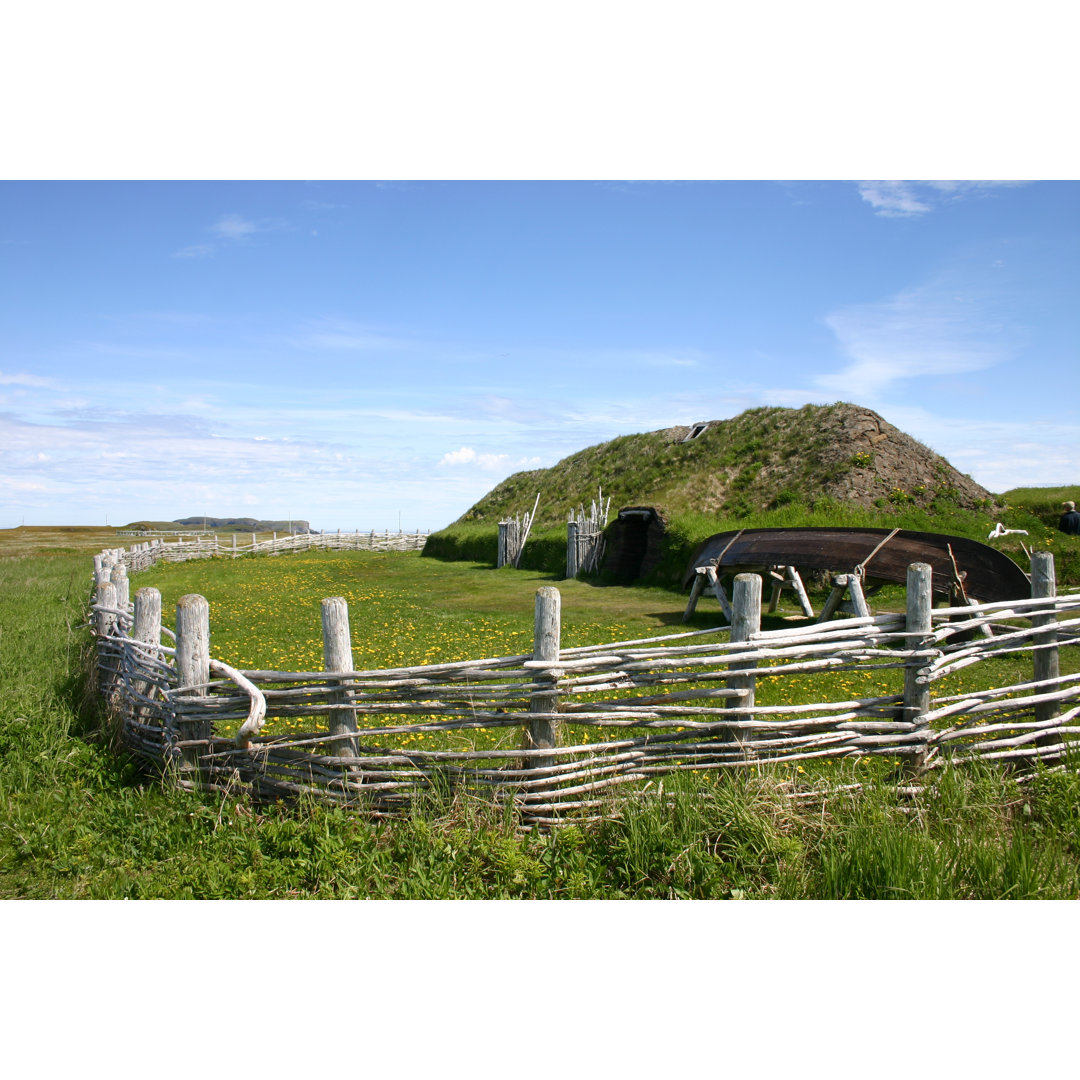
987,522,1029,539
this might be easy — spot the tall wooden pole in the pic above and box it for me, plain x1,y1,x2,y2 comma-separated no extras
525,586,561,774
728,573,761,755
132,587,163,710
903,562,933,771
1030,551,1060,739
322,597,358,757
175,594,211,787
94,580,118,696
110,561,129,614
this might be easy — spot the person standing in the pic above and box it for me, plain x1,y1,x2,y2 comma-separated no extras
1059,500,1080,535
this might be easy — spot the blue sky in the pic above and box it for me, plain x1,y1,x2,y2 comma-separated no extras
2,179,1076,530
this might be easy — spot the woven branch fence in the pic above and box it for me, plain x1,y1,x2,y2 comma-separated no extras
106,528,429,572
89,540,1080,827
566,491,612,578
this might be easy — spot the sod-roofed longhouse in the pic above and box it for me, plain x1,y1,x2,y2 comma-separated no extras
448,402,1003,582
456,404,999,529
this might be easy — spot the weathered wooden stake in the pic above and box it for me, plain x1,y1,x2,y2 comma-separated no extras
94,579,118,698
175,594,211,786
525,586,561,773
133,587,162,648
1031,551,1060,738
903,562,933,770
566,520,579,579
727,573,761,754
497,522,508,568
95,579,117,638
110,561,129,612
321,597,358,757
132,587,163,706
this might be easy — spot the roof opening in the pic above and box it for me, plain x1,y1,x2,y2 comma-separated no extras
682,422,710,443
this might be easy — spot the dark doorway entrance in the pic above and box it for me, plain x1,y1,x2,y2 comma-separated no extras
609,507,665,582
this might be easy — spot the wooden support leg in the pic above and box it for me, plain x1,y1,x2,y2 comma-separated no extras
768,580,783,613
705,566,734,623
683,570,707,622
817,575,848,622
846,574,871,618
966,596,995,638
785,565,815,618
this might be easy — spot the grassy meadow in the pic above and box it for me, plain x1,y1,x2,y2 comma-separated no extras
3,525,1080,899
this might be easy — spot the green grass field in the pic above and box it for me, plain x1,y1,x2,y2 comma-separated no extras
3,531,1080,899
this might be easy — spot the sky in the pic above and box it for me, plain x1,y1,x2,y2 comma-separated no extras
2,179,1076,531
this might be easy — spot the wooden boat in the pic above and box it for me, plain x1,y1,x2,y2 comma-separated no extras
684,527,1029,604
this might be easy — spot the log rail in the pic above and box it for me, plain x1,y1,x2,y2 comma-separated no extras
88,540,1080,826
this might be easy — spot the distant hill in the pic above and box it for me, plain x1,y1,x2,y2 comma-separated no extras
169,517,311,533
456,403,999,529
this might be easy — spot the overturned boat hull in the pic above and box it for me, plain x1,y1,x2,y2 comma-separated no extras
684,527,1029,604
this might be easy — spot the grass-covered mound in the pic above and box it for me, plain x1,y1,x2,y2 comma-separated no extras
454,403,1000,530
424,403,1079,588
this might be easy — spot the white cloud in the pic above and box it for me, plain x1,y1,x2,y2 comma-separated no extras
0,371,56,388
856,181,932,218
438,446,510,469
211,213,260,241
856,180,1029,218
818,277,1011,401
876,406,1080,492
172,243,215,259
171,214,275,259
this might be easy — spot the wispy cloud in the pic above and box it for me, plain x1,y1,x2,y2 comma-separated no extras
306,329,408,352
856,180,1028,218
876,405,1080,491
0,371,56,388
211,213,261,241
171,213,277,259
172,243,215,260
439,446,511,469
818,274,1014,401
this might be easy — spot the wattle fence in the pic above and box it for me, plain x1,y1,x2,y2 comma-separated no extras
114,528,429,571
89,538,1080,826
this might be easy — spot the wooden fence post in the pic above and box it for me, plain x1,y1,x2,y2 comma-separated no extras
566,520,579,579
728,573,761,754
132,587,162,708
95,579,117,638
95,580,118,695
903,562,933,770
1031,551,1060,738
133,586,162,648
109,561,129,614
525,587,561,773
175,594,211,787
497,522,508,568
322,597,358,757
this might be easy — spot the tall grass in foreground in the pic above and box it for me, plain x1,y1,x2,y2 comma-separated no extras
3,551,1080,899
